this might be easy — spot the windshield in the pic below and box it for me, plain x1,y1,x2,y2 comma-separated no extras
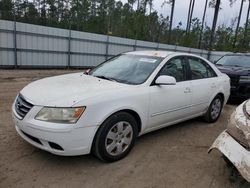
216,55,250,68
90,54,163,85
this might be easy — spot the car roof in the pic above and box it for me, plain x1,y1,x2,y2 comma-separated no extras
124,51,176,58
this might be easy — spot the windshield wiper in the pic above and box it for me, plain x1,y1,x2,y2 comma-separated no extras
94,75,117,82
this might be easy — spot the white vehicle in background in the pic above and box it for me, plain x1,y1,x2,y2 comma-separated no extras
209,99,250,183
12,51,230,162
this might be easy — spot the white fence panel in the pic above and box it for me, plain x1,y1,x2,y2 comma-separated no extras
0,20,231,68
108,36,134,55
17,52,68,66
72,30,107,42
16,22,69,37
0,20,14,30
16,34,68,52
0,51,15,66
158,44,176,51
71,40,106,54
71,54,105,67
0,32,13,48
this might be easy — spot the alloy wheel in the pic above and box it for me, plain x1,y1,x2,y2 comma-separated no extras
211,98,222,120
105,121,133,156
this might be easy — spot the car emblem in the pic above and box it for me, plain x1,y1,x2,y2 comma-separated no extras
17,101,22,108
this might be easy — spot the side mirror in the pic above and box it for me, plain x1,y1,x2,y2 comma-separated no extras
155,75,176,85
84,69,91,75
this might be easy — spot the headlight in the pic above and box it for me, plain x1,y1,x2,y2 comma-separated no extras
35,107,86,123
239,76,250,83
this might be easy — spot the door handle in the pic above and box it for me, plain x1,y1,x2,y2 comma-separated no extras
184,87,191,93
211,83,216,88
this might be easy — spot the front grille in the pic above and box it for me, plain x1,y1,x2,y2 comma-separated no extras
15,94,33,119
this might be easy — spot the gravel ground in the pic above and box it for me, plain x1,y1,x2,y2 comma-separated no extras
0,70,249,188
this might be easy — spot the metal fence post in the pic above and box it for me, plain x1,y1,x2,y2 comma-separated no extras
174,44,177,52
200,49,204,57
13,19,17,68
133,40,137,51
156,43,159,51
67,29,71,68
207,50,211,60
105,35,109,60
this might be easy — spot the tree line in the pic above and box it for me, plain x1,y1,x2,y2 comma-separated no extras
0,0,249,51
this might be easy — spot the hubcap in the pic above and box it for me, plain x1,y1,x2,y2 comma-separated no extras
105,121,133,156
211,98,221,120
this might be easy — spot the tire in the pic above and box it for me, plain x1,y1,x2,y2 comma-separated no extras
92,112,138,162
204,95,223,123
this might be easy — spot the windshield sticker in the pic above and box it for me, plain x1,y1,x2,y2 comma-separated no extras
139,58,157,63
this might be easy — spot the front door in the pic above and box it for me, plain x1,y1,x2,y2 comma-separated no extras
148,56,192,130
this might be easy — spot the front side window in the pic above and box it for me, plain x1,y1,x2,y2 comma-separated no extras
90,54,163,85
159,57,186,82
188,57,216,80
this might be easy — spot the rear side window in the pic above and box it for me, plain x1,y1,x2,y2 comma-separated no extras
187,57,217,80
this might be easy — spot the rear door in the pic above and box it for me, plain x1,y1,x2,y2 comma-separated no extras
186,56,218,114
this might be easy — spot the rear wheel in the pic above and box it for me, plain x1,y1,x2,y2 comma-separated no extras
204,95,223,123
93,112,138,162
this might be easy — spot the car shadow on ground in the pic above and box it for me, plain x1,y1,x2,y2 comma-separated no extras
31,114,214,165
225,160,250,188
227,98,246,105
28,116,207,165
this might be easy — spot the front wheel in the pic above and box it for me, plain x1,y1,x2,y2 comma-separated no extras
204,95,223,123
92,112,138,162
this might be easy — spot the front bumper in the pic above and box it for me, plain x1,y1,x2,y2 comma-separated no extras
209,130,250,183
230,83,250,100
12,104,98,156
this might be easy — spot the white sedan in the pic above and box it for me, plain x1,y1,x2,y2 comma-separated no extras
12,51,230,162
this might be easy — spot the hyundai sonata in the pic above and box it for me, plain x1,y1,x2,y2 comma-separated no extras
12,51,230,162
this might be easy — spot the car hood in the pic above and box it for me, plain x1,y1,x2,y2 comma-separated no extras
217,65,250,76
20,73,129,107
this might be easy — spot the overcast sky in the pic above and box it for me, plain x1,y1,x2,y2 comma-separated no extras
121,0,249,28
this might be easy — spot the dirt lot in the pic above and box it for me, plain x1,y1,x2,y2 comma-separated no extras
0,69,249,188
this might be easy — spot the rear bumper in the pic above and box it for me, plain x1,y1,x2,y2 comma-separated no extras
209,130,250,183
